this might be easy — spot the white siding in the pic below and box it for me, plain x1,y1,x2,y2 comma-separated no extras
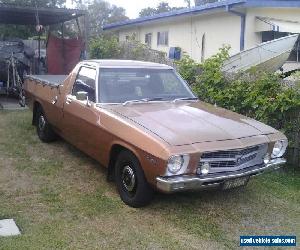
117,7,300,62
191,13,240,61
118,13,240,62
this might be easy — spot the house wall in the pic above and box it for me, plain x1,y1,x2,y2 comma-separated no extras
191,13,240,61
132,19,192,56
118,7,300,62
119,12,241,62
119,19,193,58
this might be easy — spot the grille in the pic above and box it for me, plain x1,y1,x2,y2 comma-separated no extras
200,145,260,169
201,146,258,160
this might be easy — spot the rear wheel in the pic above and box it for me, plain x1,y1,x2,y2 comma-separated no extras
36,108,57,142
115,150,154,207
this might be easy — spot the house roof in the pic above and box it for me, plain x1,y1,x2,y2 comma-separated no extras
103,0,300,31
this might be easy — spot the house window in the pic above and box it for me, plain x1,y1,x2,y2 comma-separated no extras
145,33,152,47
126,33,137,41
157,31,169,46
261,31,288,43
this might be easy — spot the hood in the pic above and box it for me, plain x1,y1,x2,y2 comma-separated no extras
107,101,277,146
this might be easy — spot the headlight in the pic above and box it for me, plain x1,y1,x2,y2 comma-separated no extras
263,153,271,164
167,155,189,174
271,140,288,158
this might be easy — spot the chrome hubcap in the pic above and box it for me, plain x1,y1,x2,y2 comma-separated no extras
122,165,136,192
38,115,46,131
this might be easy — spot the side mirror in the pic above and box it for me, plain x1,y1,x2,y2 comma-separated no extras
76,91,88,101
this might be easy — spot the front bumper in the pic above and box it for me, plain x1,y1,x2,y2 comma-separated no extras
156,158,286,193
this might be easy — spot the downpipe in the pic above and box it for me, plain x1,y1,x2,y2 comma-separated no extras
226,5,246,51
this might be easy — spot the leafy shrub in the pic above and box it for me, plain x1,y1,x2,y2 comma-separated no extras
89,35,123,59
177,47,300,164
175,54,201,85
287,71,300,91
89,36,172,65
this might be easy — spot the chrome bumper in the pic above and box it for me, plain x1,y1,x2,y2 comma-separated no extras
156,158,286,193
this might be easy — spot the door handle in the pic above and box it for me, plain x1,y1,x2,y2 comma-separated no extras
66,96,73,104
51,96,58,105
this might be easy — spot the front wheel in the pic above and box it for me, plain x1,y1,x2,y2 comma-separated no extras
115,150,154,207
36,108,57,142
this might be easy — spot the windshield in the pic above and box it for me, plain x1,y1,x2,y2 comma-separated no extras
98,68,195,103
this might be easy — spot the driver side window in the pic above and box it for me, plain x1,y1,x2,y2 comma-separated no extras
72,66,96,102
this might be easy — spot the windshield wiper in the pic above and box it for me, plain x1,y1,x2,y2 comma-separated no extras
172,97,198,103
122,97,165,106
122,99,148,106
146,97,164,102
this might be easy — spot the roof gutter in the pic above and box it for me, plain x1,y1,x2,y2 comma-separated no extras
226,5,245,51
103,0,246,31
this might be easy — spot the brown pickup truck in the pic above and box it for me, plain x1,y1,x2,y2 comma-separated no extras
24,60,288,207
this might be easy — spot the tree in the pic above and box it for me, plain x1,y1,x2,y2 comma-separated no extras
139,2,184,17
139,7,157,17
0,0,128,39
0,0,66,8
78,0,128,37
194,0,218,5
184,0,192,8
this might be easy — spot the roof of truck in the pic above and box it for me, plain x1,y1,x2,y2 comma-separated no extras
82,60,173,69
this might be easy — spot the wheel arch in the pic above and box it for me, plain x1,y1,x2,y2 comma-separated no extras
32,100,42,126
107,142,142,182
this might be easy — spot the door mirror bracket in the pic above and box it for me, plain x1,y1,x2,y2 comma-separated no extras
75,91,91,107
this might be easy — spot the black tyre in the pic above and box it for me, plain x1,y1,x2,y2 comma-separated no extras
115,150,154,207
36,107,57,142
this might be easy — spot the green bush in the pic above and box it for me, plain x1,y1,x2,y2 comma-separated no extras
89,35,123,59
289,71,300,91
89,35,170,64
176,47,300,160
175,54,201,86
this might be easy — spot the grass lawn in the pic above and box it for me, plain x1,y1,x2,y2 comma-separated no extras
0,110,299,250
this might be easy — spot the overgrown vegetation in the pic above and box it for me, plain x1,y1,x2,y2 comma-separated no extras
288,71,300,91
89,35,171,64
139,2,185,17
89,36,123,59
176,47,300,165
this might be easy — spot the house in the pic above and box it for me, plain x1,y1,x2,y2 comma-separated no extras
103,0,300,65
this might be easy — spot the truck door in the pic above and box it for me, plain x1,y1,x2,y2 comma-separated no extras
62,66,102,159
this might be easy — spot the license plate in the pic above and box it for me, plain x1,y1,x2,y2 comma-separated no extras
222,176,249,190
